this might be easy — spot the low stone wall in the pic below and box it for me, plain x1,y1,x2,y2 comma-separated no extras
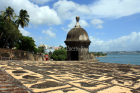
26,52,34,61
0,48,45,61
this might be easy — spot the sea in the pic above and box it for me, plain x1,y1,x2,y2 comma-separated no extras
95,54,140,65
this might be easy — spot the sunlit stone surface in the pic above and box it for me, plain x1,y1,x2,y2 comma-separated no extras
0,60,140,93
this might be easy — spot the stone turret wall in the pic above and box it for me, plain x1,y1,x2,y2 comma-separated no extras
66,46,95,61
78,47,89,61
0,48,45,61
88,53,95,60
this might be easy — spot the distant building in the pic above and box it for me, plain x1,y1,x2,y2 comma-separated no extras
38,44,62,54
54,47,61,50
12,47,16,49
38,44,49,49
34,46,38,48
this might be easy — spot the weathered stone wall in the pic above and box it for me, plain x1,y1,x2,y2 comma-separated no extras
38,55,43,61
88,53,95,61
0,48,94,61
33,54,38,61
42,56,45,61
79,46,89,61
26,52,34,61
67,51,71,60
21,52,28,60
0,48,45,61
66,46,94,61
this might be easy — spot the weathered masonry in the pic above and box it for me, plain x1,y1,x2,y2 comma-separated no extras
64,16,91,61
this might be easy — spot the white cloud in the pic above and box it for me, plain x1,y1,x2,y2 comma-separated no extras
91,19,104,29
30,0,52,5
96,25,103,29
53,0,92,19
39,37,43,39
62,19,89,32
89,31,140,51
61,27,70,32
27,24,32,28
89,0,140,18
68,19,89,29
49,27,57,31
39,42,44,45
34,39,38,42
59,43,66,47
91,19,104,25
0,0,140,27
45,37,50,40
33,25,37,28
80,20,90,28
53,0,140,20
42,27,56,37
19,27,31,36
67,20,75,29
0,0,61,25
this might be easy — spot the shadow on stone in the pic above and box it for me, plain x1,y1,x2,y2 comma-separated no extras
79,82,97,87
30,81,65,88
132,76,140,82
22,75,39,79
104,79,113,83
23,80,37,84
63,89,76,92
117,65,131,72
118,80,124,84
86,75,100,79
43,76,54,79
12,70,28,73
130,87,140,93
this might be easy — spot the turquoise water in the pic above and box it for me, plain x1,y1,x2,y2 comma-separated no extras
95,54,140,65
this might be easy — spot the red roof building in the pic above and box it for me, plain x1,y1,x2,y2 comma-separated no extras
53,47,61,50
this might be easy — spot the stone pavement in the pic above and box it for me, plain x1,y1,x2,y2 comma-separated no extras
0,60,140,93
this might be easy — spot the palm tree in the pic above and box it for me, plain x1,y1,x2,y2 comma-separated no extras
15,9,29,28
0,6,16,21
1,8,30,48
15,9,30,45
0,6,17,48
0,6,17,40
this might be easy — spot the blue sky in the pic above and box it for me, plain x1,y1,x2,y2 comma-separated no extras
0,0,140,52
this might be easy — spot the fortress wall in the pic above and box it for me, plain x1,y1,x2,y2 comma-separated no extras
0,48,45,61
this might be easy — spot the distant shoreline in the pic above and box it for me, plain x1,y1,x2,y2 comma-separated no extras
95,56,107,57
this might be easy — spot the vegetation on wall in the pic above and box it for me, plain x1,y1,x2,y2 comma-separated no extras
38,46,45,54
14,36,36,53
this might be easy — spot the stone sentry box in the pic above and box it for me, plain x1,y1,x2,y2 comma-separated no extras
64,16,91,61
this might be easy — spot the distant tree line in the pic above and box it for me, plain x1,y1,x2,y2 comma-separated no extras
89,52,107,56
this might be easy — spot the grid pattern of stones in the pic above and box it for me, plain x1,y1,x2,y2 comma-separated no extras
0,60,140,93
0,66,33,93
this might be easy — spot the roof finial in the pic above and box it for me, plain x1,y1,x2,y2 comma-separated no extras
75,15,81,28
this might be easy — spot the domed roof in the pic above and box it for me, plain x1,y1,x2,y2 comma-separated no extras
66,28,90,41
65,16,91,42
